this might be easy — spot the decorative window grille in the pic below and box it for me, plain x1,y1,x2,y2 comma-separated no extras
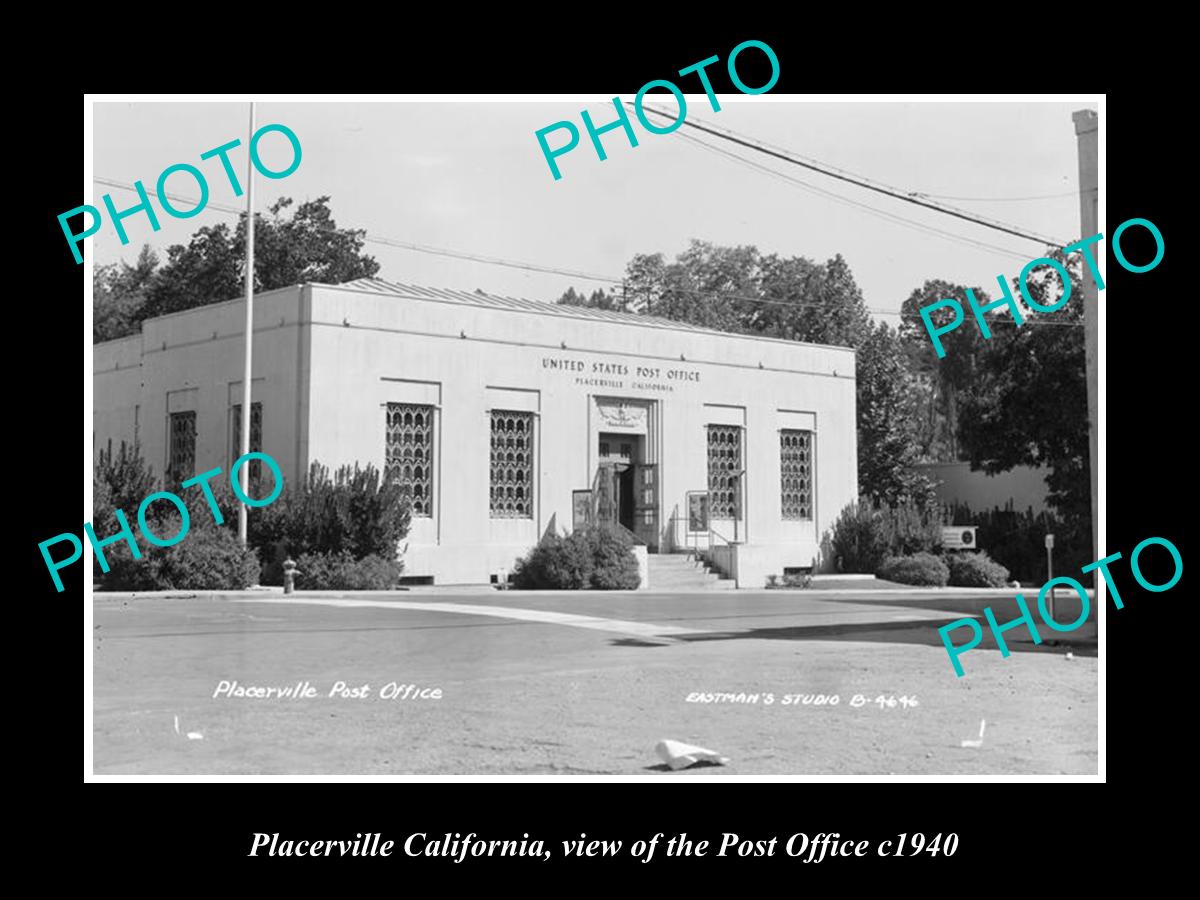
230,402,263,488
167,411,196,484
780,429,813,520
706,424,742,519
385,403,434,517
490,410,534,518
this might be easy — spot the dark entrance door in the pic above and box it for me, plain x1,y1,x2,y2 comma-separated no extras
594,463,635,531
596,433,640,533
615,464,635,531
594,433,658,548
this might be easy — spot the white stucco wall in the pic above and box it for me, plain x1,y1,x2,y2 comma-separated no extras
93,286,310,492
92,281,858,587
304,283,857,584
913,461,1051,515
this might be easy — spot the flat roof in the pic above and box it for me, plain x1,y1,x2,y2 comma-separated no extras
326,278,857,354
94,277,857,357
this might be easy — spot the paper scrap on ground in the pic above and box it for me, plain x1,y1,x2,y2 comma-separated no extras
961,719,987,749
656,739,729,770
186,732,204,740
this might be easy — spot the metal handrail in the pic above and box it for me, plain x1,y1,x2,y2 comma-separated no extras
708,526,735,547
605,520,646,547
666,513,699,560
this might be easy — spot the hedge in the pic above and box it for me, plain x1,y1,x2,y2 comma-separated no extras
254,462,411,584
876,552,950,587
946,551,1011,588
293,551,403,590
831,498,942,573
510,526,641,590
101,527,261,591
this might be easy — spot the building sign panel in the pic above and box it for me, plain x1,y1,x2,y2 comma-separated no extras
572,490,593,529
542,355,700,393
596,399,648,433
687,491,709,532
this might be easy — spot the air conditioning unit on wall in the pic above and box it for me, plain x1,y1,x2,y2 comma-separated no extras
941,526,978,550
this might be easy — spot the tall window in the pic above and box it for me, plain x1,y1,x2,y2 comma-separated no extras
167,411,196,484
385,403,434,517
780,429,813,520
230,402,263,489
706,424,742,519
490,410,534,518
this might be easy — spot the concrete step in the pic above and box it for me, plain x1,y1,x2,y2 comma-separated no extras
647,554,736,590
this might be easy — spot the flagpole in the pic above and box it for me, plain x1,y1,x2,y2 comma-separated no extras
238,101,256,546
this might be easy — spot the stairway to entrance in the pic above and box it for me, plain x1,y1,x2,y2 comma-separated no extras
647,552,736,591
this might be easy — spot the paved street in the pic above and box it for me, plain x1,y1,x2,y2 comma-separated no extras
92,589,1098,775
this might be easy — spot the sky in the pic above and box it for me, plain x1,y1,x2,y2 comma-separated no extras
91,98,1098,324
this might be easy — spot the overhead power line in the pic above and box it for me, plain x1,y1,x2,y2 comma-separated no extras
634,103,1072,248
91,176,1081,328
670,129,1033,263
914,189,1082,202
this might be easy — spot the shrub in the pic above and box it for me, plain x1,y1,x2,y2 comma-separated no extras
294,551,403,590
876,552,950,587
946,551,1010,588
510,526,641,590
830,501,891,573
510,531,594,590
831,497,946,573
941,501,1091,586
93,441,159,578
587,527,641,590
102,527,261,591
880,499,943,556
253,461,412,584
94,441,158,519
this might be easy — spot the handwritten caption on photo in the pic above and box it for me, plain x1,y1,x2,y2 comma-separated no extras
685,692,918,709
213,680,441,701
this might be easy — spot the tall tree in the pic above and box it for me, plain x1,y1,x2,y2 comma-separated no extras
757,252,872,348
571,241,873,350
623,252,668,315
557,286,625,311
652,241,762,333
899,279,989,461
856,321,936,506
93,196,380,339
957,248,1089,524
93,245,159,343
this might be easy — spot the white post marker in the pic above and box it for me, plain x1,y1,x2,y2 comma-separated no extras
238,102,257,546
1045,533,1055,622
961,719,987,749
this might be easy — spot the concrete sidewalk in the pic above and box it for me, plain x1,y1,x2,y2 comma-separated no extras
92,583,1097,601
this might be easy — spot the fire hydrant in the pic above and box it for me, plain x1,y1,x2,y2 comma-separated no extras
282,558,300,594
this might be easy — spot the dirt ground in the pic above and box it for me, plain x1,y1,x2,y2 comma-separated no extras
92,593,1098,776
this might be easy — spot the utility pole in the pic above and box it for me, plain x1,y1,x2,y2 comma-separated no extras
1072,109,1099,560
238,101,257,546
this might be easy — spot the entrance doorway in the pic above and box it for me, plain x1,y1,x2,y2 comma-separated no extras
595,433,658,549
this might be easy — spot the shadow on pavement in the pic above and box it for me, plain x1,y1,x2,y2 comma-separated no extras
619,617,1098,658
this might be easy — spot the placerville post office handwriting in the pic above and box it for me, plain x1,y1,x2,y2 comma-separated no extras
213,680,443,700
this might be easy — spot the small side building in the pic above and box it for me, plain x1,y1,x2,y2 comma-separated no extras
93,279,858,588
